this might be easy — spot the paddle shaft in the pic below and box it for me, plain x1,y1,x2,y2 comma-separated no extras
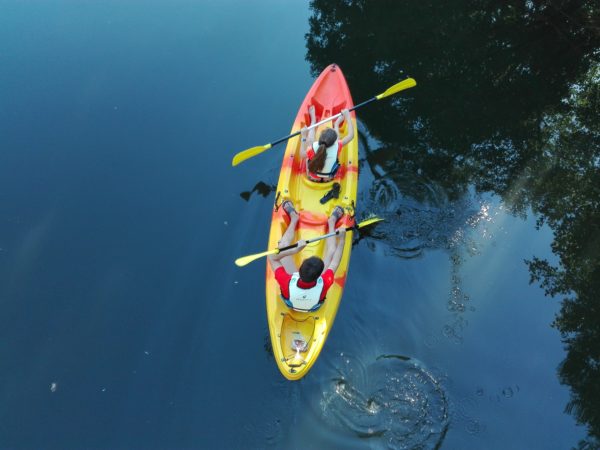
232,77,415,166
234,216,383,266
276,224,357,254
268,97,377,148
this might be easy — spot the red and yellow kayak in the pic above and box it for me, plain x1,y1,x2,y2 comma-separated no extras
266,64,358,380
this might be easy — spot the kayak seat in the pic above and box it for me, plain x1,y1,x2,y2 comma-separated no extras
300,166,336,189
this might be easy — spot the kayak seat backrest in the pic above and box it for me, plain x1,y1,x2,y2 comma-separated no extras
305,97,347,126
305,97,325,124
331,100,347,117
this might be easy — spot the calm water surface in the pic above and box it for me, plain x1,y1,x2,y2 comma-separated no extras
1,1,599,449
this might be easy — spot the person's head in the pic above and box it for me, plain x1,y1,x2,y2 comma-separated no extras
298,256,324,283
308,128,338,173
318,128,338,147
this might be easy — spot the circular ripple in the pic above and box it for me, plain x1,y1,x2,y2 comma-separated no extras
313,354,449,449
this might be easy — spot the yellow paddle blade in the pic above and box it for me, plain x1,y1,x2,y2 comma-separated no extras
375,78,417,100
235,248,279,267
232,143,272,167
356,216,385,228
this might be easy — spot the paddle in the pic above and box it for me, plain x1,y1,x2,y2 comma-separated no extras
231,77,417,166
235,216,384,267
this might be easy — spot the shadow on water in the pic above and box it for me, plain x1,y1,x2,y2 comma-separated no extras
240,181,276,202
304,0,600,448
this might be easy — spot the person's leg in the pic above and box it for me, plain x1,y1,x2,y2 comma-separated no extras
323,206,344,268
279,201,300,273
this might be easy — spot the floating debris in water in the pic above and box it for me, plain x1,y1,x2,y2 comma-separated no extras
502,387,514,398
50,382,57,393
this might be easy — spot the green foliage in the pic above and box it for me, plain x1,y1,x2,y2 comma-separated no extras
305,0,600,444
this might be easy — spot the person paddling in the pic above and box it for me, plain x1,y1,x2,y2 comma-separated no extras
268,200,346,312
299,105,355,182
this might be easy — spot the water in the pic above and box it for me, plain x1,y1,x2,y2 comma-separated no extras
1,1,598,449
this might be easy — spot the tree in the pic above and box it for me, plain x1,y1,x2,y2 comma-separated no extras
305,1,600,445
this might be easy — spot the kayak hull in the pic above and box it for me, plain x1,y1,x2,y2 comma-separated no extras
266,64,358,380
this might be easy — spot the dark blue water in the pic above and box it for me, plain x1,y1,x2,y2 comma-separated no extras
1,1,599,449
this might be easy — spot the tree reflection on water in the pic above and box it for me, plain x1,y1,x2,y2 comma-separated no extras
305,1,600,447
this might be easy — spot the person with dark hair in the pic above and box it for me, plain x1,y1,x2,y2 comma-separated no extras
268,200,347,311
299,105,355,182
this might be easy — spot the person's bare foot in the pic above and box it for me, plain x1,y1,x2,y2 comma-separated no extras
328,205,344,226
282,200,299,221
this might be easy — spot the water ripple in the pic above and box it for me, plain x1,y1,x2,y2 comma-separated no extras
358,174,496,260
311,354,449,449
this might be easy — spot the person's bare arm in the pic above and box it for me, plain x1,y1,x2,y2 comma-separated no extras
337,109,354,146
334,113,343,137
308,105,316,141
326,228,346,274
300,106,317,159
299,126,310,159
268,240,307,271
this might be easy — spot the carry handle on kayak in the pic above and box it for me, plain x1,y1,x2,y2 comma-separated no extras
231,78,416,166
234,216,384,267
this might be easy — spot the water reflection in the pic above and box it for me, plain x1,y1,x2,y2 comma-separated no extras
306,0,600,447
526,65,600,449
359,146,497,348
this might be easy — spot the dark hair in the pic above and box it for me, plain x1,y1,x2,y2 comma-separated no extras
299,256,324,282
308,128,337,173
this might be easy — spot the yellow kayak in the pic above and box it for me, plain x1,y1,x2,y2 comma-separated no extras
266,64,358,380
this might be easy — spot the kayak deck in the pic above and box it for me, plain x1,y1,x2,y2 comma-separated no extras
265,64,358,380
